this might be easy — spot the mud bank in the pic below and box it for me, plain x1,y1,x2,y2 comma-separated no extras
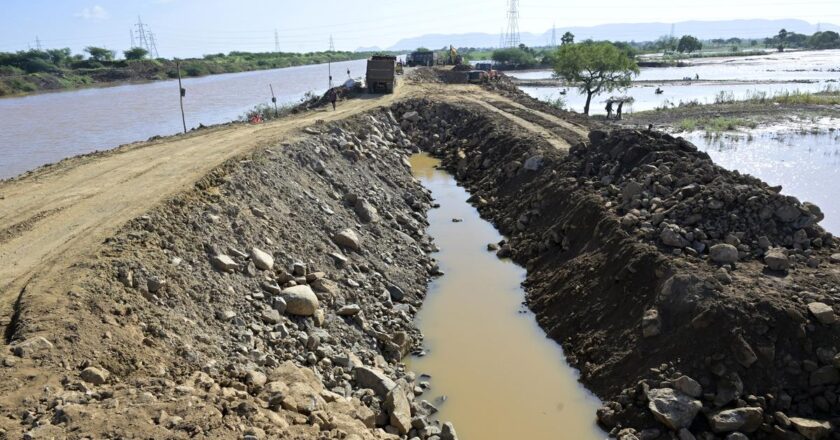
0,109,460,439
393,100,840,439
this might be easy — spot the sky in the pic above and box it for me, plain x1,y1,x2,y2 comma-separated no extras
1,0,839,57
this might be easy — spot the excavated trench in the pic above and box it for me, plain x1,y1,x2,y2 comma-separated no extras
3,95,839,440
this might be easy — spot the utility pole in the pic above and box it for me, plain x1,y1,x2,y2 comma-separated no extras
504,0,520,48
35,36,42,50
274,29,280,52
327,36,333,88
176,61,186,134
269,84,278,117
329,34,335,52
551,23,557,48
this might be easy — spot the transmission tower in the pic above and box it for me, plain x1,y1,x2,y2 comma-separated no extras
329,34,335,51
551,23,557,48
274,29,280,52
148,31,159,58
135,17,150,53
130,28,135,48
504,0,520,48
35,36,42,50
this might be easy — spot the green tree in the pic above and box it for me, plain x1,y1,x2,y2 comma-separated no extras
776,28,788,52
561,31,574,45
491,47,536,67
124,47,148,60
677,35,702,53
85,46,115,62
807,31,840,49
553,42,639,115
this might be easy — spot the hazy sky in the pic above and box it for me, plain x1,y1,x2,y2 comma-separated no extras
2,0,838,56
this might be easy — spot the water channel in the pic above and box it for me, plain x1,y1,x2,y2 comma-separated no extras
408,153,604,440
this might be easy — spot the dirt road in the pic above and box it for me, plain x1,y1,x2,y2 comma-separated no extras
0,80,586,341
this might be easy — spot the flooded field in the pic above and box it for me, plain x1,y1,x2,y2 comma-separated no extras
514,49,840,115
408,153,603,440
686,128,840,234
0,58,368,180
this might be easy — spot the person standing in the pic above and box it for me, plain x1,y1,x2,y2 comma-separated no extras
616,100,624,120
328,88,338,111
605,100,613,119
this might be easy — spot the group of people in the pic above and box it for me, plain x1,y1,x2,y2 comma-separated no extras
605,99,626,120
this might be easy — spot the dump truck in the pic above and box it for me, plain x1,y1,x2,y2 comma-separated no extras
366,56,396,94
407,51,437,67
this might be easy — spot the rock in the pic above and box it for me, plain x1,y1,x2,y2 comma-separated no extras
707,407,763,433
402,111,421,123
250,248,274,270
789,417,832,440
147,276,164,293
673,376,702,398
210,254,238,272
386,284,405,302
261,309,281,324
353,366,396,398
354,198,380,223
80,366,110,385
280,285,319,316
678,429,696,440
440,422,459,440
272,296,287,314
809,366,839,386
731,333,757,368
775,204,801,223
709,244,739,264
660,225,688,248
830,253,840,264
642,309,661,337
646,388,701,430
523,155,543,171
333,228,362,251
764,248,789,271
11,336,53,358
245,370,267,388
597,406,618,428
385,387,412,434
725,433,748,440
622,181,643,202
216,310,236,321
337,304,361,316
807,302,836,325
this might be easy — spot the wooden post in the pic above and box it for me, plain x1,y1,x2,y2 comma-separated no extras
176,61,186,134
269,84,278,117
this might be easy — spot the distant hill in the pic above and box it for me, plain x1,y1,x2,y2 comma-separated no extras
355,46,383,53
388,19,840,50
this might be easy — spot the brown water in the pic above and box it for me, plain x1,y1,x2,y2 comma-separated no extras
408,153,604,440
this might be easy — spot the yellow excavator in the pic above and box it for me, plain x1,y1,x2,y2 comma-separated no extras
448,45,463,65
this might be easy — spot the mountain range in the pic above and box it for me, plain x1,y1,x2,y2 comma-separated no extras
363,19,839,51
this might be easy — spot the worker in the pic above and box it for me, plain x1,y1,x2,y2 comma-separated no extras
347,68,351,78
616,100,624,120
695,73,700,80
328,88,338,111
605,100,613,119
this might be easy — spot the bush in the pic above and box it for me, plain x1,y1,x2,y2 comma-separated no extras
491,48,536,66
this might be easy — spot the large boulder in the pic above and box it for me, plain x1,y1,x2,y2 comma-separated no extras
763,248,789,271
250,247,274,270
333,228,362,251
807,302,836,325
353,198,380,223
647,388,701,430
709,244,739,264
707,407,763,433
280,285,320,316
789,417,832,440
210,254,238,272
353,366,396,398
385,386,411,434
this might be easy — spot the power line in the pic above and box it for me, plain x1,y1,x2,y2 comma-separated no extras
504,0,521,47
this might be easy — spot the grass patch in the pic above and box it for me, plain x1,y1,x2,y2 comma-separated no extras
675,116,757,133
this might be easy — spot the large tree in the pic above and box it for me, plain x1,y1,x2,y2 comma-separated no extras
561,31,575,45
84,46,115,62
491,47,536,67
677,35,703,53
553,42,639,115
124,47,149,60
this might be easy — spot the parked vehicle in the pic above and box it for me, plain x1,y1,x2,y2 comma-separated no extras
467,70,488,84
407,51,437,67
366,56,396,93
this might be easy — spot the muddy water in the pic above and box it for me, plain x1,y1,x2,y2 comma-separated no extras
408,153,603,440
